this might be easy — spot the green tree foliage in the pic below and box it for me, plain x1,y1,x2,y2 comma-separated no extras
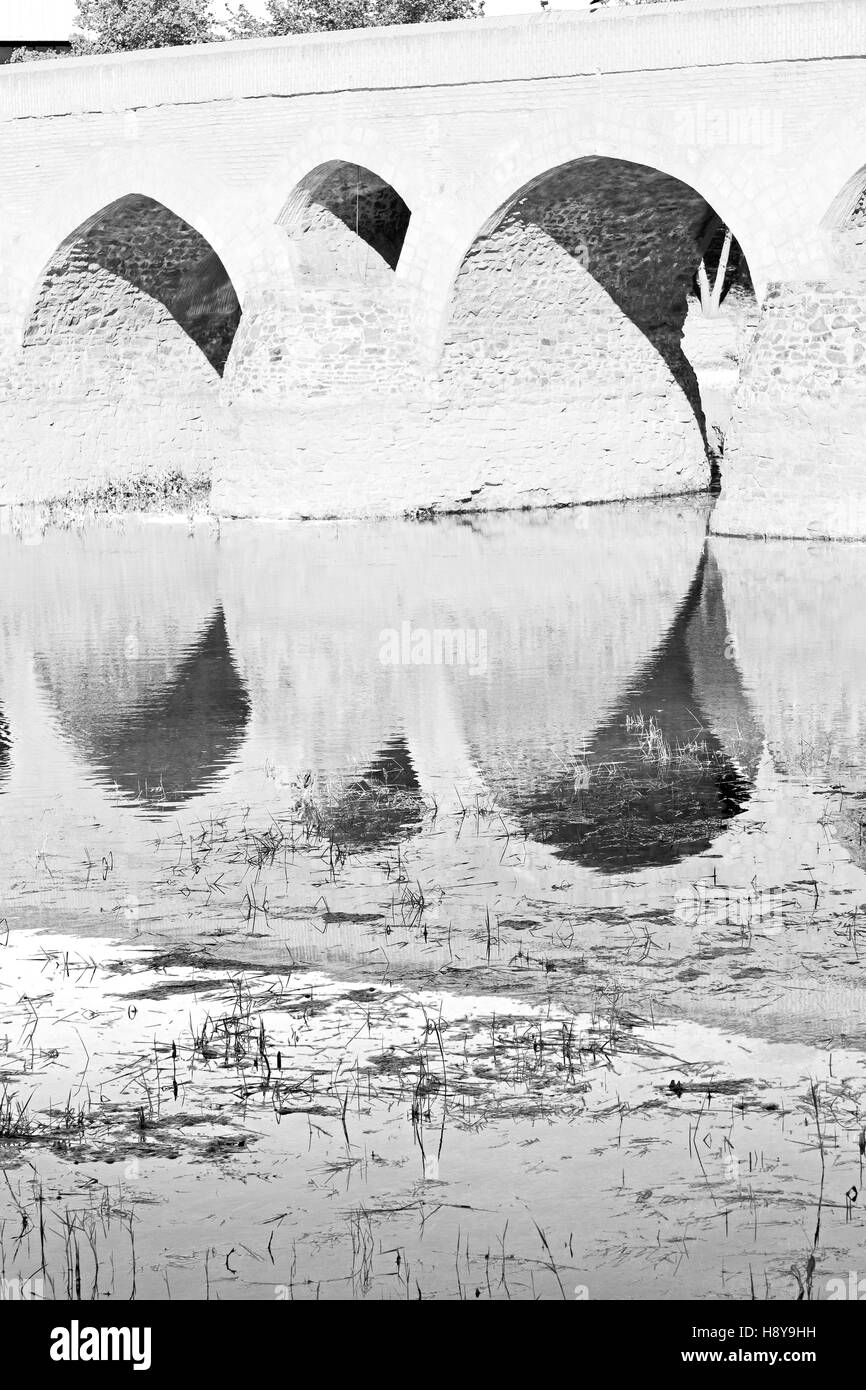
226,0,481,39
9,0,482,64
72,0,216,54
9,46,69,62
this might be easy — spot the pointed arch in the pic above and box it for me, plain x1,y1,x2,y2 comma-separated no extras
226,159,417,400
438,154,758,459
23,193,242,383
279,161,412,285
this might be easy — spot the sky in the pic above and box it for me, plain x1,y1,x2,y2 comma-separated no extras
0,0,594,40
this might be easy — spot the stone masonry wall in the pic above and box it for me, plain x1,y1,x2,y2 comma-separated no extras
226,162,419,402
0,196,240,498
226,284,421,402
292,165,412,282
441,159,706,416
712,280,866,539
712,147,866,539
222,157,715,513
21,195,239,390
435,158,710,488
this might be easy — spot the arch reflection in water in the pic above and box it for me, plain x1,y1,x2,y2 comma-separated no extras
479,550,764,872
311,735,425,852
38,607,250,811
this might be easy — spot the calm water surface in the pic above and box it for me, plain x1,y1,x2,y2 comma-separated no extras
1,499,865,1300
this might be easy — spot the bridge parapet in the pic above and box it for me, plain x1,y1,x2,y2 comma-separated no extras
0,1,860,120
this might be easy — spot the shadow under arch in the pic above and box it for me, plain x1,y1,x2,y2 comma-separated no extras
441,154,756,440
35,607,251,813
23,193,242,376
279,161,412,283
490,549,764,872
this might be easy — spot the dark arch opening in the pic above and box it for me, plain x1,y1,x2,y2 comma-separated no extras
281,162,411,282
443,156,757,452
24,194,241,378
693,210,755,313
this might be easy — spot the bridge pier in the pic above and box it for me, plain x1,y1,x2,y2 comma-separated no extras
712,279,866,541
212,393,709,521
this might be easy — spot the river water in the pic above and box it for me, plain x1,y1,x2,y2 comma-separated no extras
1,497,865,1300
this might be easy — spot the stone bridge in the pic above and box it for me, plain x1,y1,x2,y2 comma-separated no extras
0,0,864,538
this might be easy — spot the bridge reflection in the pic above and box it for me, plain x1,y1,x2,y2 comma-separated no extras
321,735,426,850
467,551,762,871
3,503,762,871
709,533,866,872
35,607,250,811
4,512,866,1049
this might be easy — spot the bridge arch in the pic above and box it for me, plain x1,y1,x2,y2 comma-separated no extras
421,149,758,491
278,160,412,284
6,153,252,338
21,193,243,395
257,123,428,229
4,174,252,504
225,126,430,302
226,155,420,400
399,126,766,349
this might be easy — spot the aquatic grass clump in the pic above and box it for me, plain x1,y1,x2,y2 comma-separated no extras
292,766,428,855
0,1084,34,1140
3,473,212,542
626,711,671,767
47,471,211,521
